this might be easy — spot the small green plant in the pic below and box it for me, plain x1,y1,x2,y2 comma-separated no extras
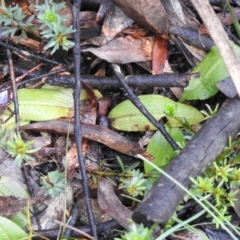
41,170,65,197
0,0,35,38
5,132,39,166
0,0,75,53
201,103,219,120
115,222,154,240
35,0,75,53
119,169,147,197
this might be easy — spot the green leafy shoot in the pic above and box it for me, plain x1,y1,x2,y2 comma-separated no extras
201,103,219,120
119,169,147,197
137,154,240,239
115,222,154,240
0,126,13,149
5,133,39,166
0,0,34,38
0,0,75,53
35,0,75,53
41,170,65,197
226,0,240,39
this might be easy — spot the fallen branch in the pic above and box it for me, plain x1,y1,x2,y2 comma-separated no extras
132,97,240,227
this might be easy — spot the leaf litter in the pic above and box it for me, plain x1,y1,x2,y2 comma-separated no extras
0,0,240,239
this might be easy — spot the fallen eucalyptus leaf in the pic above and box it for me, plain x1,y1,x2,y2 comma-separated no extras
82,36,154,64
169,0,186,24
101,4,134,38
108,95,204,131
112,0,168,34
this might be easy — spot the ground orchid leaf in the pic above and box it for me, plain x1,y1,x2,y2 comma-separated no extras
108,95,204,131
145,127,184,173
0,217,28,240
181,43,240,101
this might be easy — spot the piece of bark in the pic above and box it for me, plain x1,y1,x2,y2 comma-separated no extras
133,97,240,227
21,120,151,159
98,178,132,229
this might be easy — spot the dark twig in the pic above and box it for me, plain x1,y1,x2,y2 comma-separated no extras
111,64,179,151
22,165,42,230
133,97,240,227
72,0,98,238
168,25,214,51
47,72,194,89
0,41,62,65
6,48,19,132
0,72,193,93
32,220,119,239
63,205,78,237
170,34,196,68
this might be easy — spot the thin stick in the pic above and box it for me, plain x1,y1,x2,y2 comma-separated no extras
190,0,240,97
7,48,19,132
0,41,61,65
72,0,98,238
54,220,95,240
111,63,179,151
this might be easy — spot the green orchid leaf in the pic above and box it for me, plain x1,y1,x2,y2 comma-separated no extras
181,43,240,101
0,217,28,240
0,176,29,198
3,88,72,121
41,83,102,100
144,127,184,173
1,87,102,125
108,95,204,131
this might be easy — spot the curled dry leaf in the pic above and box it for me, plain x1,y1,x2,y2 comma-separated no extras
82,36,154,64
169,0,186,24
112,0,168,35
101,3,134,38
95,0,113,24
98,178,132,229
161,0,199,29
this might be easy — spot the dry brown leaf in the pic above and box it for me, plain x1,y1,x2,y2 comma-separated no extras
81,83,98,125
161,0,199,29
0,195,48,218
95,0,112,24
152,36,169,75
98,178,132,229
80,11,97,28
101,3,134,38
11,36,41,52
112,0,168,35
82,36,154,64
